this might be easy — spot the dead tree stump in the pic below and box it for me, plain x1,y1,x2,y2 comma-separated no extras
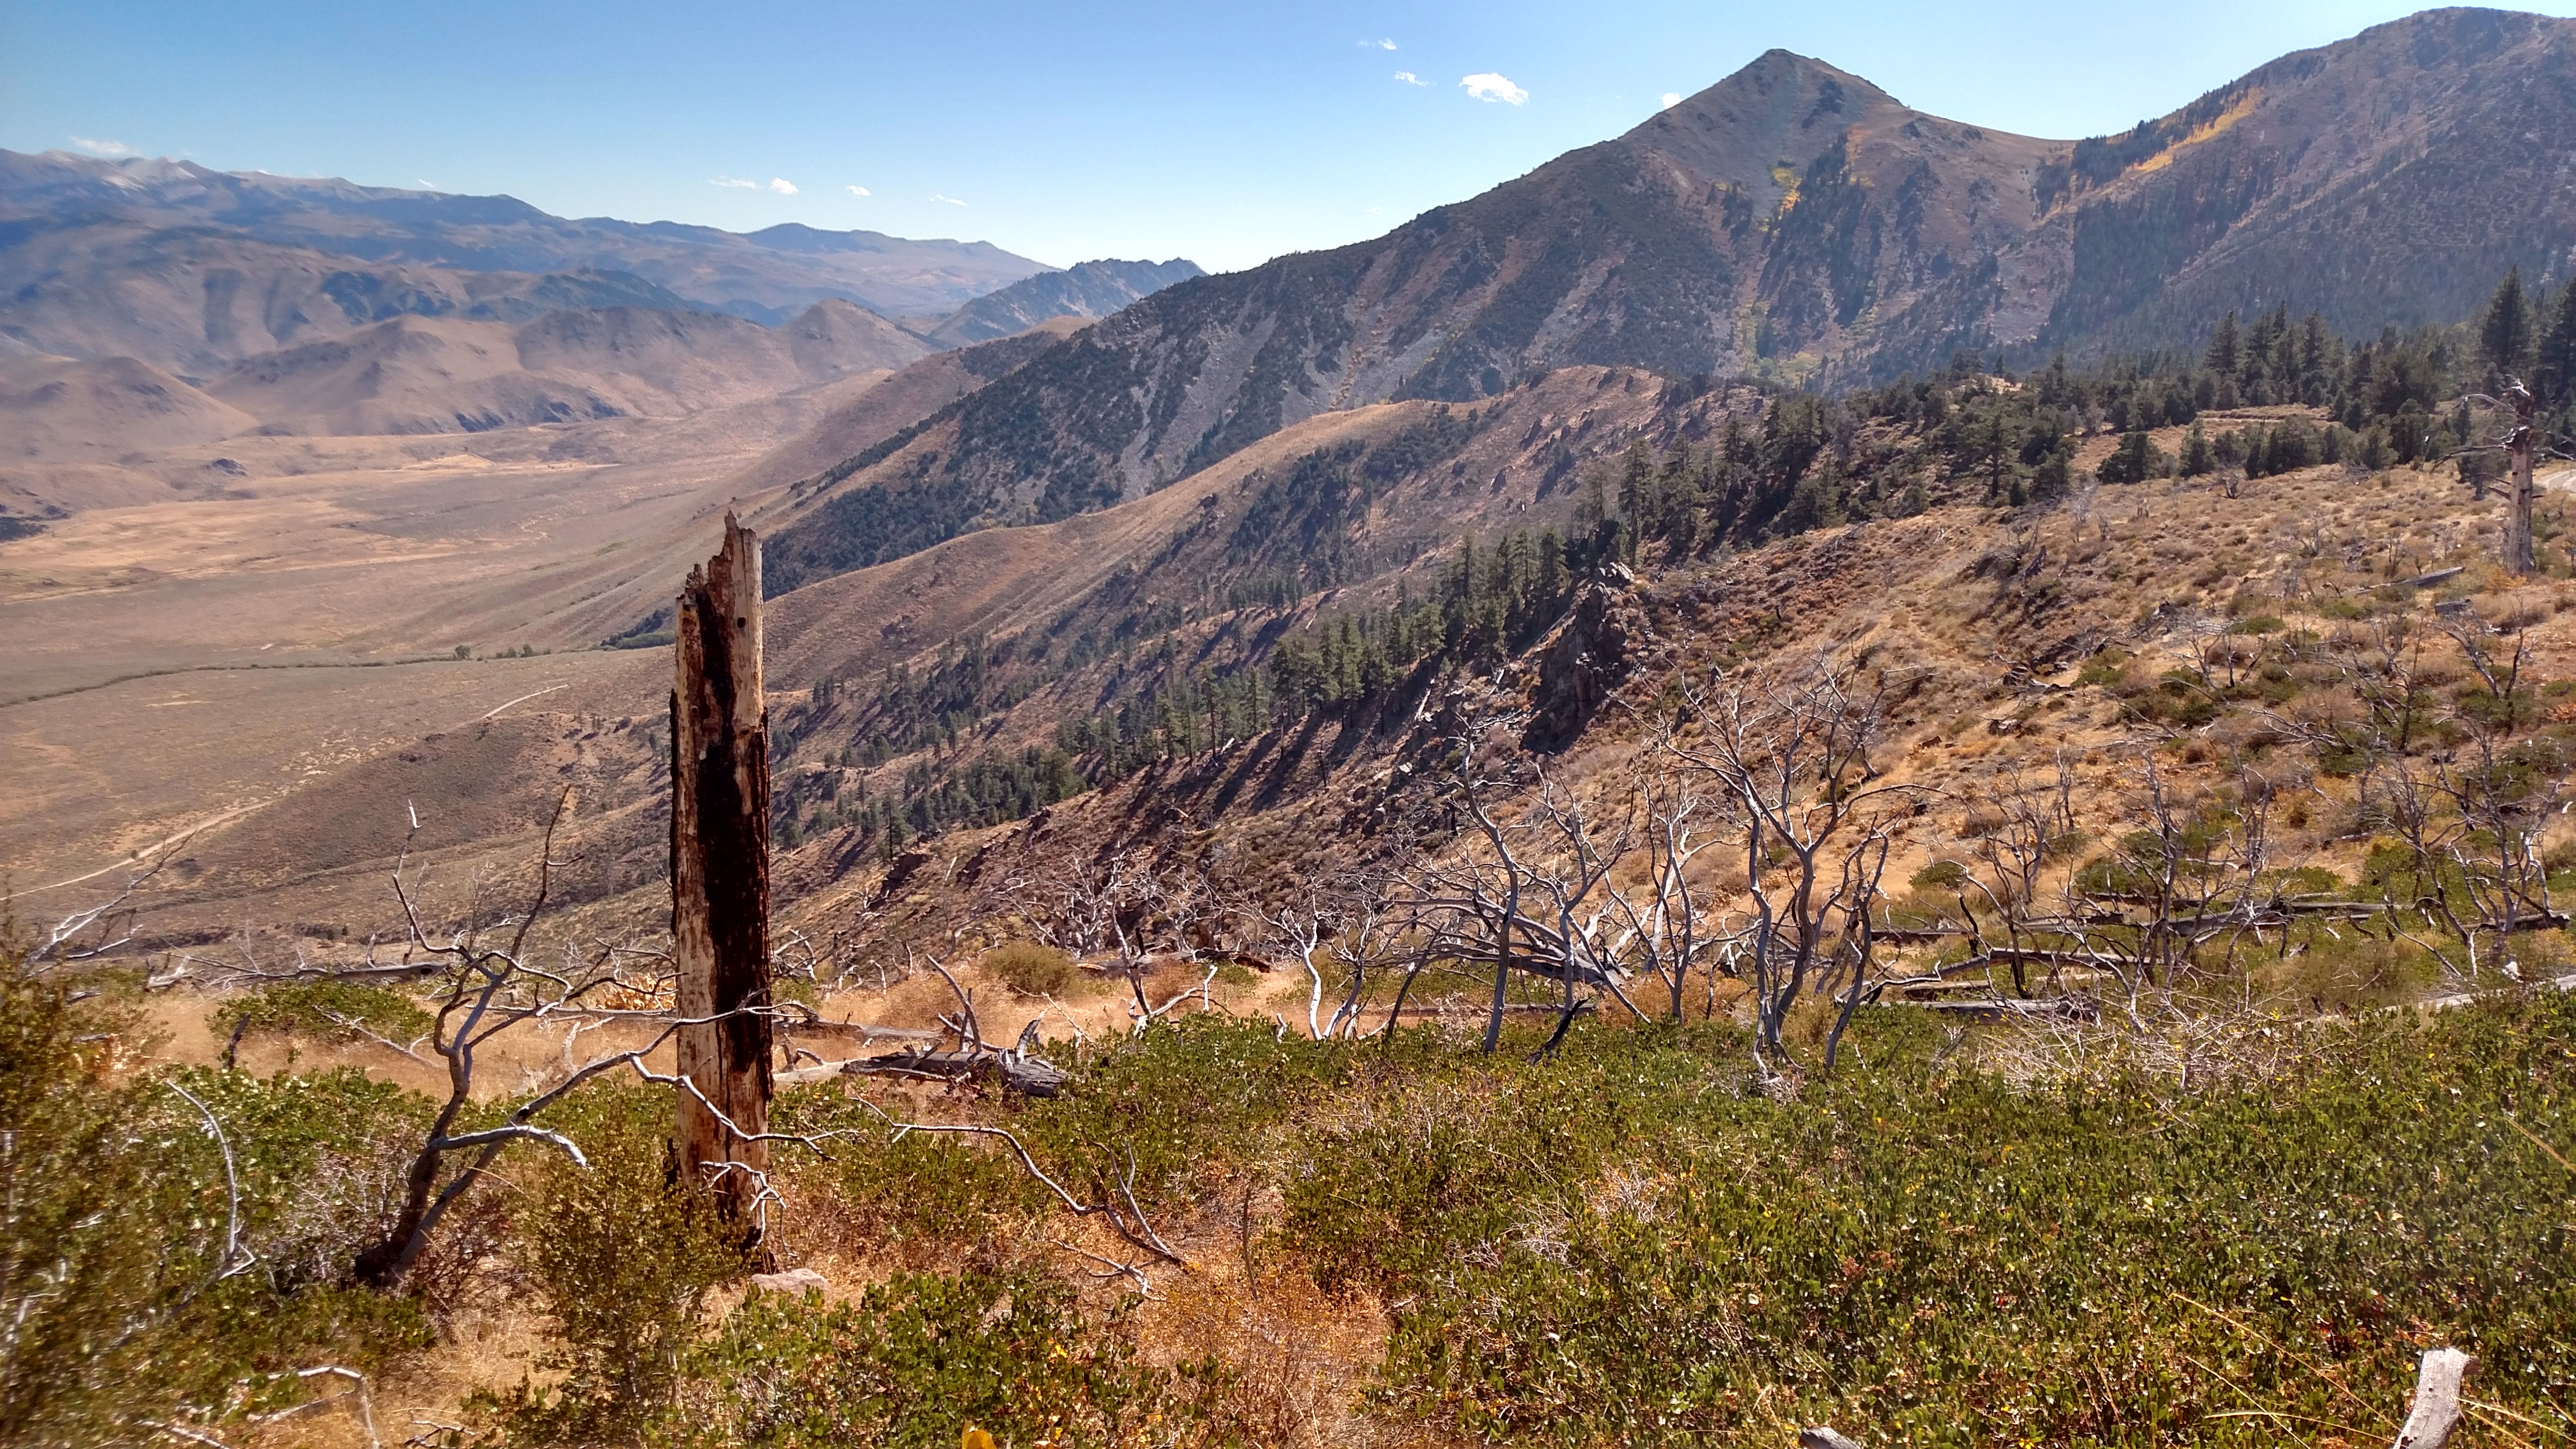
672,512,773,1224
2503,380,2537,578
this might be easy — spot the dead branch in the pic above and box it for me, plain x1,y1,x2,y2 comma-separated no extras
2394,1348,2474,1449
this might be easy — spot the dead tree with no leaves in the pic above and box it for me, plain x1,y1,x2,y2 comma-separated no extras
1667,661,1909,1074
989,847,1220,1031
349,794,780,1288
1396,751,1649,1055
671,512,774,1225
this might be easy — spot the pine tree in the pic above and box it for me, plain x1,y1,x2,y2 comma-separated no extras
2481,266,2536,384
2179,420,2213,477
2534,283,2576,411
2205,310,2241,376
2100,428,2157,485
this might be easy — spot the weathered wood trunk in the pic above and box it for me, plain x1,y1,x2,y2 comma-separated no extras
2394,1347,2474,1449
2504,380,2537,577
672,512,773,1223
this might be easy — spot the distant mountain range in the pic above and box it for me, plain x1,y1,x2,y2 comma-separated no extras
767,6,2576,585
0,150,1050,323
0,149,1203,438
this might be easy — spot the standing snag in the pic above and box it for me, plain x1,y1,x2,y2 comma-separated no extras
671,512,776,1224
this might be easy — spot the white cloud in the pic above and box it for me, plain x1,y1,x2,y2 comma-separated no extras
1661,92,1682,109
769,177,798,195
417,179,439,189
710,175,759,188
1360,37,1395,49
1460,73,1529,105
933,193,967,206
70,136,133,157
846,184,870,197
1394,70,1425,85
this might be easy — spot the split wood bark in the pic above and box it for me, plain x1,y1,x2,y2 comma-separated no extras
672,512,774,1223
2502,380,2537,578
2393,1347,2474,1449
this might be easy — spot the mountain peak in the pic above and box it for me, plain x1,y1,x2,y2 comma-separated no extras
1621,49,1907,195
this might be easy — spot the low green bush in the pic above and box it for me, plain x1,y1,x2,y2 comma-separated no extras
773,1085,1055,1259
985,939,1080,997
771,1015,1352,1258
1282,1000,2576,1447
210,978,433,1048
660,1270,1246,1448
0,960,429,1445
485,1083,750,1448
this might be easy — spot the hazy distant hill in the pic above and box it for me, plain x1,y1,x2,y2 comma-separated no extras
0,352,259,460
0,149,1051,323
198,299,926,436
920,258,1206,347
768,7,2576,586
0,216,710,376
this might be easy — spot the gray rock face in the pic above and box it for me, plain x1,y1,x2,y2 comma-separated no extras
921,259,1206,348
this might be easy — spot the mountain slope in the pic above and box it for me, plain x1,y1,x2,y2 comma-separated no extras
203,300,925,435
0,149,1051,322
920,258,1207,347
722,318,1089,499
767,48,2049,575
769,8,2576,590
2012,5,2576,354
0,352,259,460
0,217,710,376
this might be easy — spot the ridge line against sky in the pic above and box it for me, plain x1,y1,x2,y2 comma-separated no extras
9,0,2575,275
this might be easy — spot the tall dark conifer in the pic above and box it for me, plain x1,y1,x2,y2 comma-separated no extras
2481,266,2535,383
2205,310,2241,376
2533,282,2576,411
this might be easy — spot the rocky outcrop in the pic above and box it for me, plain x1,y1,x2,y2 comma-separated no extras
1525,571,1649,751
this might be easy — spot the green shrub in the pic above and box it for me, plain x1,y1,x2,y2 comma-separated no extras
984,939,1079,997
660,1270,1245,1449
1278,1000,2576,1447
773,1084,1053,1259
773,1018,1353,1263
1010,1016,1352,1212
486,1083,749,1448
0,959,429,1445
211,978,432,1047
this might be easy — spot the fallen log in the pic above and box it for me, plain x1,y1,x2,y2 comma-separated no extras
780,1047,1071,1098
1911,996,2100,1023
778,1018,942,1044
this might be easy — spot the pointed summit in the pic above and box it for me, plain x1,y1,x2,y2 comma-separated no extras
1623,50,1905,198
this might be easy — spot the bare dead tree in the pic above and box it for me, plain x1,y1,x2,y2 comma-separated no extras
1666,659,1912,1074
1252,901,1331,1042
2452,380,2548,576
1939,759,2081,1000
780,951,1070,1096
349,795,785,1288
2064,756,2282,1007
1403,763,1646,1056
24,849,180,971
2315,603,2573,985
1316,887,1401,1040
1591,748,1719,1021
990,848,1219,1031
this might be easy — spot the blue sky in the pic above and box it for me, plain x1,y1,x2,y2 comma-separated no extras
6,2,2567,274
